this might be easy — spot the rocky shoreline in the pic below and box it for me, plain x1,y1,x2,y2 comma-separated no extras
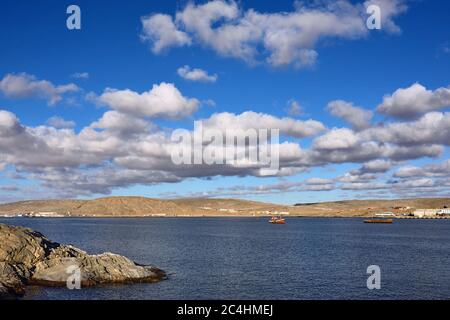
0,223,166,298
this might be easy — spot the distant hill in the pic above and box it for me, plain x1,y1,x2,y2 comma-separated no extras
0,196,290,217
293,198,450,217
0,196,448,217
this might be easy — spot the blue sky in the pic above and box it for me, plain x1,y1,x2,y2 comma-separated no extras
0,0,449,204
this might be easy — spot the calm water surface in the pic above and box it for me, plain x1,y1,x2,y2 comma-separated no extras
1,217,449,300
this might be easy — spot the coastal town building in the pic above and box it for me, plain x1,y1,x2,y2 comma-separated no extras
413,209,439,218
437,209,450,216
375,212,395,217
11,211,65,218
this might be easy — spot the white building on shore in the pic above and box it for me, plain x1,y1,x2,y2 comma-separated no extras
437,209,450,216
413,209,439,218
375,212,395,217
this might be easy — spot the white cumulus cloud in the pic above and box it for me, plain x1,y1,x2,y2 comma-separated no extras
201,111,326,138
96,82,199,119
140,0,406,68
0,73,79,105
177,65,217,83
140,13,191,53
327,100,373,130
377,83,450,119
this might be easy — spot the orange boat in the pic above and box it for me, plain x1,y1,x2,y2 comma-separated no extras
269,216,286,224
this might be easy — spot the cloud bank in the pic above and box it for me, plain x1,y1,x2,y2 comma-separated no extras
140,0,406,67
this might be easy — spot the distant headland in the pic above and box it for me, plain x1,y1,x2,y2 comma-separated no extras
0,196,449,218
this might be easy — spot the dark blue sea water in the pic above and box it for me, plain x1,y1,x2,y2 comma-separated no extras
1,217,449,300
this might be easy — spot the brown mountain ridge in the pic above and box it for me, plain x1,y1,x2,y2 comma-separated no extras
0,196,449,217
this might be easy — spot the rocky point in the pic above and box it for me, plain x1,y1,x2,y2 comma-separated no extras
0,223,166,298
